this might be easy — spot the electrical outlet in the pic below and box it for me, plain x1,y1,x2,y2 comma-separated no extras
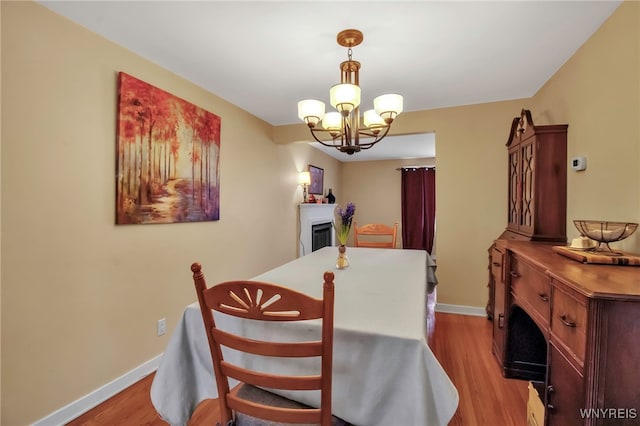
157,318,167,336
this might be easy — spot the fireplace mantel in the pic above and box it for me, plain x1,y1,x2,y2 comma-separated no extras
299,204,336,257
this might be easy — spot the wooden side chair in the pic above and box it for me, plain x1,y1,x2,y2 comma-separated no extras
353,222,398,249
191,262,344,426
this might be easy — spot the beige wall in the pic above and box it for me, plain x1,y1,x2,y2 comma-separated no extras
382,102,529,307
0,2,339,424
285,142,343,255
341,156,435,248
531,0,640,254
0,1,3,421
2,0,638,424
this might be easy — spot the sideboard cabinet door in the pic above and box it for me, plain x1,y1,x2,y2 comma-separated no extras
547,340,584,425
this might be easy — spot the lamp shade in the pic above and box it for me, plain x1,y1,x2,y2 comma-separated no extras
322,112,342,131
330,83,361,113
298,99,326,127
363,109,386,128
297,171,311,186
374,94,403,122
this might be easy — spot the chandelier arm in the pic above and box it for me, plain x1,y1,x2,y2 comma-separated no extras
308,127,347,148
355,125,392,148
357,127,390,139
358,143,382,150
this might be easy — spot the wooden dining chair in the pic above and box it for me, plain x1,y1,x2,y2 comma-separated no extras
353,222,398,249
191,262,344,426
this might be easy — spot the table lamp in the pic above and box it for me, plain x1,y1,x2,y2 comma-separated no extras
297,171,311,203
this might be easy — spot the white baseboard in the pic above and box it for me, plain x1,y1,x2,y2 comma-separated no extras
32,354,162,426
435,303,487,317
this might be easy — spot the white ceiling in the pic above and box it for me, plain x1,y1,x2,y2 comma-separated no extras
310,132,436,162
38,0,621,162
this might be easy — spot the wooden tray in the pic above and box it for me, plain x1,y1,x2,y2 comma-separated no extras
553,246,640,266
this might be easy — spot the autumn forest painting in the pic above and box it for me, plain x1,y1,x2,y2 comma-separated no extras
116,72,221,224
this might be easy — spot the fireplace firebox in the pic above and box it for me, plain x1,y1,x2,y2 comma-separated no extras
298,204,336,257
312,223,332,252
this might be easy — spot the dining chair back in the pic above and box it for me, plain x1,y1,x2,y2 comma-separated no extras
191,262,336,426
353,222,398,248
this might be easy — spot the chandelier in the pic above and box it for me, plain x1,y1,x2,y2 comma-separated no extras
297,29,403,155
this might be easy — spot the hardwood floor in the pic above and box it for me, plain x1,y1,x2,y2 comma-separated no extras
429,313,528,425
65,373,220,426
66,312,527,426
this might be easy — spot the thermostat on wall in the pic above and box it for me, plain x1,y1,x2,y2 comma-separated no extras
571,156,587,171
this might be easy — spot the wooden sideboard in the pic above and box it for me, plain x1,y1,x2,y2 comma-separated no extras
490,240,640,426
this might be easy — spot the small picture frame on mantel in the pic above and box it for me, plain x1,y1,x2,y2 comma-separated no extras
308,165,324,195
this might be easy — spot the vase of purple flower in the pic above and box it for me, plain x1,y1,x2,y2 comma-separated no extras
334,202,356,269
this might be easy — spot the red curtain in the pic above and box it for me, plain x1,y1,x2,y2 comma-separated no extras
401,167,436,252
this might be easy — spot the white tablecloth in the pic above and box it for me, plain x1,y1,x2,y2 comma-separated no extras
151,247,458,426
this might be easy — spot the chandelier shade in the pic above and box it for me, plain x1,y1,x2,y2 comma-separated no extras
297,29,403,155
329,83,361,114
322,112,342,132
298,99,325,127
374,94,404,122
363,109,386,129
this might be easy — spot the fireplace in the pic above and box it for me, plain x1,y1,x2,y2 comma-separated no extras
299,204,336,257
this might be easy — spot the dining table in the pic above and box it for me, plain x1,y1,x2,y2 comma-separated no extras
150,246,458,426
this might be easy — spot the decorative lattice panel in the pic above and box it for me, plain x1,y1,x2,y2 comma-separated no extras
521,143,535,227
508,150,519,224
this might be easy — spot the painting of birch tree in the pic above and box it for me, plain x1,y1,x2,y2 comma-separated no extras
116,72,221,224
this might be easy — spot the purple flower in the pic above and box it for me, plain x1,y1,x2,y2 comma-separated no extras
340,202,356,226
335,202,356,245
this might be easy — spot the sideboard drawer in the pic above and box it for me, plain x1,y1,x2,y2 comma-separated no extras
551,279,588,368
491,246,505,283
511,256,550,327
